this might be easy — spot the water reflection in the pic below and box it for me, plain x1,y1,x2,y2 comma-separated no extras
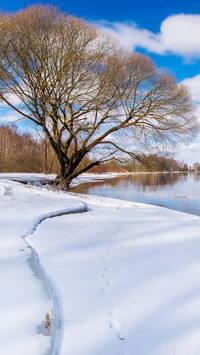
193,172,200,181
75,172,200,217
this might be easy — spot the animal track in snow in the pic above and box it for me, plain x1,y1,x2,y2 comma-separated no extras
109,319,120,330
102,254,109,259
117,332,125,341
106,280,114,286
102,244,114,259
101,285,110,293
102,272,108,278
109,310,119,317
108,309,126,341
101,264,114,293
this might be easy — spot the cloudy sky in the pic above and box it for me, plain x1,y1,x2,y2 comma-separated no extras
1,0,200,165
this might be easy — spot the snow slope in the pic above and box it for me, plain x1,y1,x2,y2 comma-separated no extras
0,179,84,355
1,175,200,354
28,194,200,355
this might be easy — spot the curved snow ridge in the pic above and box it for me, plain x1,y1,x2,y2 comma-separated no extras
21,201,88,355
23,203,88,238
0,185,5,197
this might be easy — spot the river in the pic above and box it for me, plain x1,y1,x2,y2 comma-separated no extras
75,172,200,217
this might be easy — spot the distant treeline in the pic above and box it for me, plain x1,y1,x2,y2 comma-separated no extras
124,154,188,172
0,125,59,173
0,125,188,174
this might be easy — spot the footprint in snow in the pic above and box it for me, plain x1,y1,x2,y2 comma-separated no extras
117,332,125,341
109,310,119,317
102,267,110,278
106,246,113,256
109,310,126,341
109,319,120,330
106,280,114,286
102,254,109,259
102,243,114,259
101,285,110,293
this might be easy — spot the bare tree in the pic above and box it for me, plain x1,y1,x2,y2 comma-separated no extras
0,5,198,187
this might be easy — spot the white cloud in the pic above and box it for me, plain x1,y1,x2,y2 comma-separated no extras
97,14,200,59
160,15,200,58
175,139,200,165
1,93,22,107
182,75,200,102
174,99,200,164
0,111,23,124
97,20,164,54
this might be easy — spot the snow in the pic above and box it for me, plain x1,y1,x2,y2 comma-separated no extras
0,172,127,185
0,178,84,355
71,172,130,185
1,173,200,354
0,172,56,182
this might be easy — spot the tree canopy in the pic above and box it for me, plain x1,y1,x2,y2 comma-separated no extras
0,5,199,187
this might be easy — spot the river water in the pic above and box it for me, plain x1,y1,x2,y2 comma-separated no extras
75,172,200,217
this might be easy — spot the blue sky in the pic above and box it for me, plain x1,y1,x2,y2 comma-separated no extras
1,0,200,164
2,0,200,81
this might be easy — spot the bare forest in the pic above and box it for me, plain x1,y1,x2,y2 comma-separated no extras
0,125,59,173
0,125,188,174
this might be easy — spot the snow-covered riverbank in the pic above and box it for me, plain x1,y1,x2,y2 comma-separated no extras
1,174,200,354
0,177,84,354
